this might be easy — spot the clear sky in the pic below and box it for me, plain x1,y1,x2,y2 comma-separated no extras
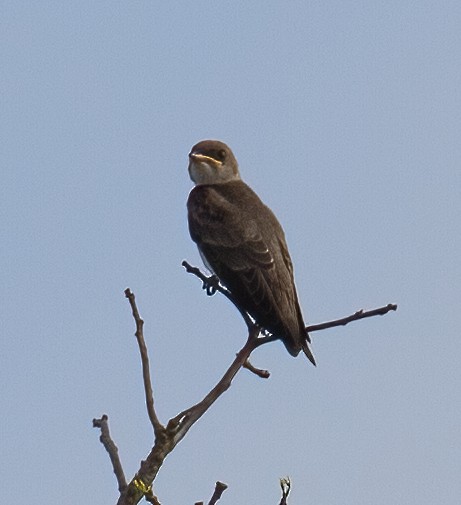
2,1,460,504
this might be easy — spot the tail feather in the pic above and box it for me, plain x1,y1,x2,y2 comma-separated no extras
301,337,317,366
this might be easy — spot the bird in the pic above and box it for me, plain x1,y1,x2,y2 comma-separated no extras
187,140,316,365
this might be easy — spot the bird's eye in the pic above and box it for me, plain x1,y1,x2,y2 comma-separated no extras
216,149,226,162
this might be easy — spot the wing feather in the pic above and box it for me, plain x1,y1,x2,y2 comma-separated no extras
187,182,308,356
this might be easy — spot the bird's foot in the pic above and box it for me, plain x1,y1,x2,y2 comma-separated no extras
202,274,220,296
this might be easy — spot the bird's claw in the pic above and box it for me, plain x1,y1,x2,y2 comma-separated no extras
202,274,220,296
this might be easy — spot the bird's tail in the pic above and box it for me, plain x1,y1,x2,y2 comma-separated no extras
301,337,317,366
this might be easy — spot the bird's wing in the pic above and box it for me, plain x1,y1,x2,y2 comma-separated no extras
188,183,313,362
188,185,290,323
188,185,274,269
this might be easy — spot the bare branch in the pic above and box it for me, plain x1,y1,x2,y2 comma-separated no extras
115,303,260,505
194,481,228,505
183,260,397,338
96,268,397,504
124,288,164,436
307,303,398,333
243,358,271,379
182,260,254,329
207,481,228,505
93,415,127,494
279,477,291,505
144,489,161,505
168,325,260,445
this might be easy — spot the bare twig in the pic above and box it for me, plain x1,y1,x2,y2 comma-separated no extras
243,358,271,378
115,316,260,505
207,481,228,504
97,266,397,505
182,260,254,329
183,260,397,338
93,415,127,493
307,303,398,333
124,288,164,436
194,481,228,505
279,477,291,505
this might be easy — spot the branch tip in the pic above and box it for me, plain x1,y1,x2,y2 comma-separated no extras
93,414,127,493
207,481,228,505
243,358,271,379
124,288,163,436
279,477,291,505
307,303,397,333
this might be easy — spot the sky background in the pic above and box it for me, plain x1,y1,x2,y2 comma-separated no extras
1,1,460,504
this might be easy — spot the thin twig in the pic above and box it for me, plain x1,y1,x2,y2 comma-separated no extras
182,261,254,329
207,481,228,505
243,358,271,378
279,477,291,505
93,415,127,493
307,303,397,333
116,318,260,505
124,288,164,436
99,268,397,505
183,260,397,337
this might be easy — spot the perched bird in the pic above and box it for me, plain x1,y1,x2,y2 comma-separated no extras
187,140,316,365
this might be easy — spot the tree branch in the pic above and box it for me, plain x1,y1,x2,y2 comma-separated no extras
306,303,398,333
243,358,271,378
183,260,397,338
182,260,254,329
124,288,164,436
195,481,228,505
93,415,127,494
167,325,260,445
279,477,291,505
207,481,228,505
115,301,261,505
96,264,397,504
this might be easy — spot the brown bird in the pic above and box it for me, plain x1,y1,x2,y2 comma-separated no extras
187,140,316,365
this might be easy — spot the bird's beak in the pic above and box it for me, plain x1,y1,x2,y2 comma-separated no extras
189,152,222,166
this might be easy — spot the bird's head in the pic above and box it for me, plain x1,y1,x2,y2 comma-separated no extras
188,140,241,185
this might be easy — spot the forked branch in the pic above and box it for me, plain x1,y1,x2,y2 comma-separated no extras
99,289,260,505
182,260,397,337
94,262,397,504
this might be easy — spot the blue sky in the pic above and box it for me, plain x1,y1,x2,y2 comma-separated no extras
1,1,460,503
